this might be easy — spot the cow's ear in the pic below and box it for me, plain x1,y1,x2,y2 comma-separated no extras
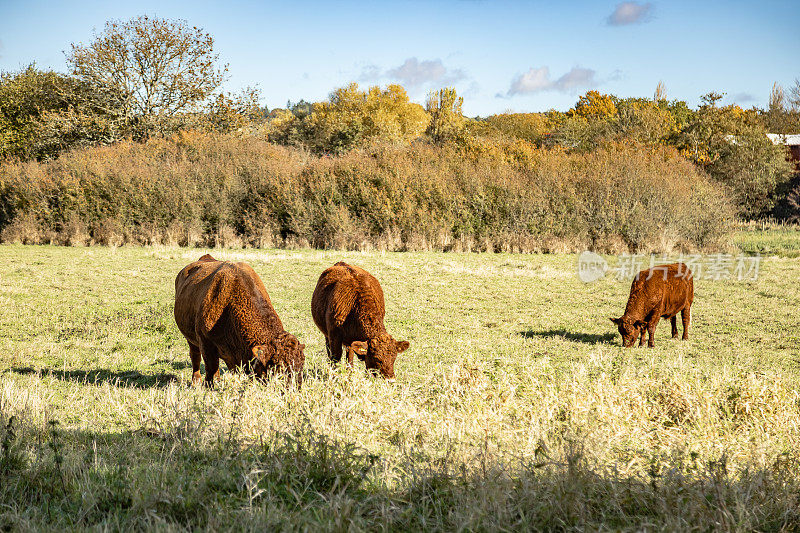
351,341,368,356
395,340,410,353
252,345,269,364
610,317,621,325
634,320,647,330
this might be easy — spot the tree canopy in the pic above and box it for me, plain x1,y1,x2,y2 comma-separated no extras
67,16,227,135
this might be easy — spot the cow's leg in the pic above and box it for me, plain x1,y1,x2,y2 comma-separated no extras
189,343,202,385
671,316,679,339
200,340,220,388
638,327,646,347
328,334,343,365
681,306,690,340
647,316,660,348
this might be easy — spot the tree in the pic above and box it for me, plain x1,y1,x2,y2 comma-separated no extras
677,92,794,218
426,87,465,144
769,82,786,111
268,84,428,153
0,65,125,160
483,112,551,144
67,16,227,135
203,87,263,133
790,78,800,111
613,97,677,145
762,82,800,134
569,91,617,120
654,81,667,102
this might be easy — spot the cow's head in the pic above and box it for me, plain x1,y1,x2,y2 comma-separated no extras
610,317,646,347
252,333,305,384
350,333,409,380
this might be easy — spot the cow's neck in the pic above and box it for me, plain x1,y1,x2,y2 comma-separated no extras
623,280,648,320
229,286,284,348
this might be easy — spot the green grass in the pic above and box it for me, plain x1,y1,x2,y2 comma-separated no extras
1,243,799,530
735,226,800,257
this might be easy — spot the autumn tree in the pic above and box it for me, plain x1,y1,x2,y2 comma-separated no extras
270,84,428,153
543,91,616,150
762,82,800,134
654,81,667,102
483,112,551,144
677,93,794,218
309,83,428,152
203,87,263,133
569,90,617,120
612,97,677,145
426,87,465,144
67,16,227,136
790,78,800,110
0,65,125,160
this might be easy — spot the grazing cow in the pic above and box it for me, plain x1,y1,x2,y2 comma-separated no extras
610,262,693,348
311,262,409,380
174,254,304,387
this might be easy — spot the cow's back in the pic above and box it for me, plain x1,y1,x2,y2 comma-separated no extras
627,263,693,318
663,263,693,314
311,262,385,336
175,258,226,343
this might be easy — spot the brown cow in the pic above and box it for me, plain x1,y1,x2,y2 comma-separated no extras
610,262,694,348
311,262,409,380
174,254,304,387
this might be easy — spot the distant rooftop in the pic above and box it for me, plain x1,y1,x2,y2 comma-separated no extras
767,134,800,146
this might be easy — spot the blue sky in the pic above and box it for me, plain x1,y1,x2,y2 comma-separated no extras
0,0,797,116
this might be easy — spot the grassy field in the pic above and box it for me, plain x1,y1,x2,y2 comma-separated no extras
1,238,799,530
734,225,800,258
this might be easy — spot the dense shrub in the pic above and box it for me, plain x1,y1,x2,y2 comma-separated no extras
0,132,734,252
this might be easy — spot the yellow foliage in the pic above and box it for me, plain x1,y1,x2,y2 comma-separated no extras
426,87,465,144
484,113,552,142
310,82,428,147
570,91,617,120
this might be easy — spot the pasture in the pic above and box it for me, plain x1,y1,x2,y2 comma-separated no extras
1,239,799,530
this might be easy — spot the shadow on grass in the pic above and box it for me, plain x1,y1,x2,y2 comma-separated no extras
8,366,179,388
0,414,797,531
155,358,192,370
520,329,617,345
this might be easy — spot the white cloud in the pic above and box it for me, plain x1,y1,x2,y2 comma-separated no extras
553,67,596,91
501,66,598,97
508,66,552,94
607,2,654,26
362,58,467,87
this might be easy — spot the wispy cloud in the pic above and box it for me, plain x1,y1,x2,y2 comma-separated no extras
607,2,654,26
730,92,757,104
361,57,467,88
358,64,382,82
499,66,598,97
